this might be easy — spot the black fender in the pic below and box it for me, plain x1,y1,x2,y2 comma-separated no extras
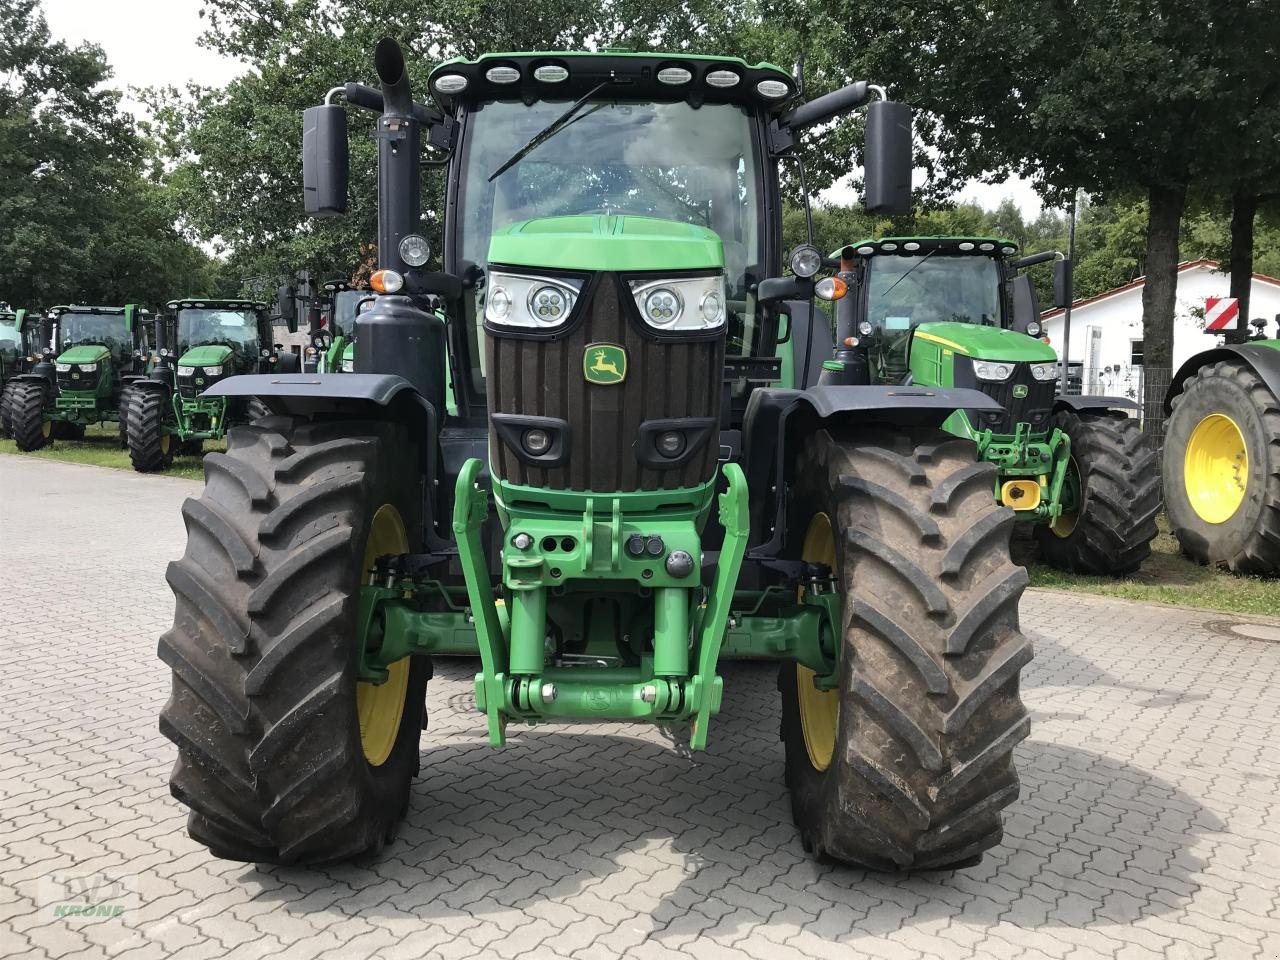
741,385,1003,561
1054,394,1139,414
204,372,435,431
1164,343,1280,413
12,371,52,386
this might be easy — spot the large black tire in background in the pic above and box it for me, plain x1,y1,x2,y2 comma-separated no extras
159,416,429,863
118,385,138,448
10,381,51,451
1163,359,1280,575
245,397,271,423
0,380,17,438
1033,410,1160,576
125,388,175,472
779,428,1032,870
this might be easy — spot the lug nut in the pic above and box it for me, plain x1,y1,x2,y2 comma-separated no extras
640,684,657,704
646,536,664,556
626,533,646,557
512,532,533,550
540,682,557,703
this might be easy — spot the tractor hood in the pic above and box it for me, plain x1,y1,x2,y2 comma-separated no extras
179,344,233,367
915,322,1055,362
57,344,111,365
488,215,724,273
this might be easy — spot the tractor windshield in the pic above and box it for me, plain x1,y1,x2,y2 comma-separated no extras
0,316,18,352
58,311,130,352
457,98,762,390
178,308,262,355
866,254,1003,382
331,290,368,335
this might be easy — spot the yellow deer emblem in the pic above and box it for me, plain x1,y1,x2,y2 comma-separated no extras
583,343,627,384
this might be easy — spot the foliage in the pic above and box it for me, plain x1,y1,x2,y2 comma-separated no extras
0,0,219,308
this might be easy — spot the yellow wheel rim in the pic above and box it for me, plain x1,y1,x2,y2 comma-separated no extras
1184,413,1248,524
796,512,839,773
160,435,171,454
356,504,411,766
41,421,51,438
1050,458,1081,538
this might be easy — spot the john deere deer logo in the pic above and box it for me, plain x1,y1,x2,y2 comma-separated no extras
584,343,626,385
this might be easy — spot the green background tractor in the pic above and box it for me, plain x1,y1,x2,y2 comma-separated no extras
0,307,38,438
303,279,371,373
124,298,298,471
8,304,152,451
158,40,1034,873
804,236,1160,575
1162,318,1280,575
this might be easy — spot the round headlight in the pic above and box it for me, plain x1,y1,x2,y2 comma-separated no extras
522,428,551,455
487,287,511,320
1025,320,1042,337
399,234,431,267
485,66,520,84
657,67,692,85
1030,363,1057,381
530,286,570,323
533,64,568,83
643,288,682,326
656,431,686,458
699,290,724,325
341,358,355,373
789,244,822,278
261,348,271,358
858,320,874,336
433,74,468,94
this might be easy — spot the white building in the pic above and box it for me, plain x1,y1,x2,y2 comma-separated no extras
1041,259,1280,401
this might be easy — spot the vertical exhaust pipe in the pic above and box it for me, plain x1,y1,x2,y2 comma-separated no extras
374,38,421,273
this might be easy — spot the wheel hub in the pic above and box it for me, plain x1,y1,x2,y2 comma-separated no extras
356,503,411,766
796,512,839,772
1184,413,1248,524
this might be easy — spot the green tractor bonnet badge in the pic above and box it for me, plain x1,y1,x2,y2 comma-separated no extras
584,343,626,385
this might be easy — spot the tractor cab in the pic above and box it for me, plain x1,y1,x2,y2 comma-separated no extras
0,307,27,377
305,280,370,372
48,305,150,400
163,300,273,397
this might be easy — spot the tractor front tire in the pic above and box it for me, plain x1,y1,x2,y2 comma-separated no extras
0,380,17,438
159,416,429,864
1163,360,1280,575
245,397,270,423
779,428,1031,870
126,389,175,472
1034,410,1160,576
10,381,51,451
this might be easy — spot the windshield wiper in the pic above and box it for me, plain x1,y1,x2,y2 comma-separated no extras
880,248,938,299
488,80,610,183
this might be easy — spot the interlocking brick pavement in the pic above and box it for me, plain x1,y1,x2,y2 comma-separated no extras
2,454,1280,960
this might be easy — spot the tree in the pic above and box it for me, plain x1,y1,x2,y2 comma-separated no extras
0,0,218,308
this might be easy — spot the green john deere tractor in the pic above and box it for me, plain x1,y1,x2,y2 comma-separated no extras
1163,316,1280,575
124,299,298,471
159,40,1035,871
795,236,1160,576
0,306,38,438
8,304,152,451
303,280,373,373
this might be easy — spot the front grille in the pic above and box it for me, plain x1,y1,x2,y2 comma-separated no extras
486,273,723,492
969,364,1056,434
57,371,96,393
178,373,221,398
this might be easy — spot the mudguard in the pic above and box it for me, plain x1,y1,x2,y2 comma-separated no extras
1054,394,1139,413
741,385,1003,557
1164,342,1280,413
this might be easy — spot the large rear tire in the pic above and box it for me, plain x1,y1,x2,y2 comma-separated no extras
1163,360,1280,575
779,428,1031,870
125,388,175,472
1033,410,1160,576
159,416,429,863
10,381,51,451
0,380,17,438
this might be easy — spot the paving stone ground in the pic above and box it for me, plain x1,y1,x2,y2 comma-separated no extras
3,454,1280,960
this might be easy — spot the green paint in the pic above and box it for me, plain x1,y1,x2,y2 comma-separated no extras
56,345,110,365
488,215,724,273
177,344,233,367
914,322,1055,362
583,343,627,384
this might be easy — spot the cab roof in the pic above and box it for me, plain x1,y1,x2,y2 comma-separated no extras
841,236,1021,257
48,304,149,316
428,50,796,114
167,299,267,311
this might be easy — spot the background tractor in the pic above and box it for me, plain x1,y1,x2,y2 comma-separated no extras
1163,316,1280,575
159,40,1034,873
0,306,38,438
302,279,372,372
8,304,152,451
801,236,1160,576
124,298,298,471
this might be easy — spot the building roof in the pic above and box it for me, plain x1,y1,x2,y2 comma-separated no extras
1042,259,1280,320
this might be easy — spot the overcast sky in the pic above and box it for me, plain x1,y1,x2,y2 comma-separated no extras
41,0,1046,216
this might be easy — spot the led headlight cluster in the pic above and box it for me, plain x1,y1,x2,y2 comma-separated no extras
485,272,583,329
627,275,726,331
1029,363,1057,381
177,366,195,376
203,365,224,377
972,360,1014,381
77,363,98,373
341,358,355,372
55,362,71,372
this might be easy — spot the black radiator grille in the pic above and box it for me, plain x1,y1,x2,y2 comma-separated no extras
968,363,1056,434
486,273,724,492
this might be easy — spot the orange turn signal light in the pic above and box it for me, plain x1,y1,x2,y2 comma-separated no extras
370,269,404,294
815,276,848,301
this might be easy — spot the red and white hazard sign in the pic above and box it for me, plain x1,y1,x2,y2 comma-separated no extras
1204,297,1239,331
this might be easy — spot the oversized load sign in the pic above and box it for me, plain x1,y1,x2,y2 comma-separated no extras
1204,296,1240,331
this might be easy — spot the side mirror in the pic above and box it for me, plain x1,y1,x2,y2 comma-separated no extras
302,104,349,216
276,284,298,333
864,100,913,216
1053,258,1073,309
1010,275,1042,334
